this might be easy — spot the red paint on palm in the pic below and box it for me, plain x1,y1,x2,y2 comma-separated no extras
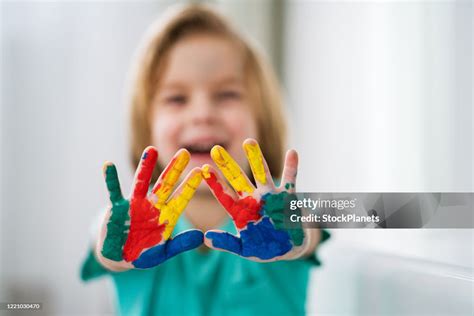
230,196,262,229
123,197,166,262
204,171,262,229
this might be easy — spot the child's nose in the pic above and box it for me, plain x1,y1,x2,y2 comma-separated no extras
189,94,216,124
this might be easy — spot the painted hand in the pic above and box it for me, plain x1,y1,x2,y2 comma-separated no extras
202,139,312,262
97,147,203,270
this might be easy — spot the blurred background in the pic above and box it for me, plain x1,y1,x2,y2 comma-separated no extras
0,0,472,315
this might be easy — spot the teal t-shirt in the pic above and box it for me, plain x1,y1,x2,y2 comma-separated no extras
81,216,330,316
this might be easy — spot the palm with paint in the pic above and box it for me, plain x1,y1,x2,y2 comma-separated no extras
202,139,312,262
97,147,203,270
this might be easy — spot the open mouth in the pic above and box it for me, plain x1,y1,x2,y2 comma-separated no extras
182,142,227,156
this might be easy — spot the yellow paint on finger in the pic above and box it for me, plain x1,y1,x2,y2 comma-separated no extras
244,143,267,185
202,165,211,179
159,171,202,240
210,146,254,194
154,151,190,207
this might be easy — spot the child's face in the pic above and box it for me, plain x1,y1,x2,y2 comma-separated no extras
151,34,258,183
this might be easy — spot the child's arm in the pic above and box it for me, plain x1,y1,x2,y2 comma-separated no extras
96,146,203,271
202,138,320,262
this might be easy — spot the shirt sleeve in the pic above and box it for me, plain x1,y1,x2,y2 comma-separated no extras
303,229,331,266
80,248,110,281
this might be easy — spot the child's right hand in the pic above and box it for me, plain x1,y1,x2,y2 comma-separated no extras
96,146,203,271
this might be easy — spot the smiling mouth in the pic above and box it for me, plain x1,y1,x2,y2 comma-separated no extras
183,143,227,155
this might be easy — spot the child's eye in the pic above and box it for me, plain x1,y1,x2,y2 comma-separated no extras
165,95,187,106
215,90,241,102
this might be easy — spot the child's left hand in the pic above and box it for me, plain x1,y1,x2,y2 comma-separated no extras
202,139,314,262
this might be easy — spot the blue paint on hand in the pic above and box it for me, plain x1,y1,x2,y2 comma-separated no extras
132,230,203,269
206,231,242,254
206,217,292,260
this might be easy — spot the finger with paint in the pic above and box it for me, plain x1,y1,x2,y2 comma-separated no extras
97,147,204,271
280,149,298,193
100,162,130,263
242,138,275,191
210,144,255,196
202,139,309,262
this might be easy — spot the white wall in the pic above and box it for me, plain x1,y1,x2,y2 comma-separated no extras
283,1,472,314
284,0,472,192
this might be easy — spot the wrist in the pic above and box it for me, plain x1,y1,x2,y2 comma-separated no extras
301,229,321,257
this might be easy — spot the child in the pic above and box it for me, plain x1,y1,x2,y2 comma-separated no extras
81,4,329,315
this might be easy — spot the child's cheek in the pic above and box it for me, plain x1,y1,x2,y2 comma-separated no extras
226,101,257,132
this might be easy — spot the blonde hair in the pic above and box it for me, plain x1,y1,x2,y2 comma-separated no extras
129,4,287,180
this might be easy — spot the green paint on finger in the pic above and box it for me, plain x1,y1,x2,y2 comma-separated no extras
284,183,295,190
262,192,304,246
105,165,124,203
102,199,130,261
102,165,130,261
